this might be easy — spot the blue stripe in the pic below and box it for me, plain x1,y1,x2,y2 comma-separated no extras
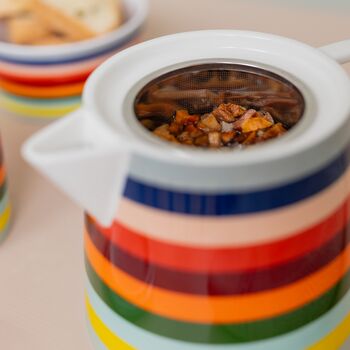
124,147,350,215
0,28,141,65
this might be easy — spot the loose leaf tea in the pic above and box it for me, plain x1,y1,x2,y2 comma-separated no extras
137,103,287,148
134,65,304,149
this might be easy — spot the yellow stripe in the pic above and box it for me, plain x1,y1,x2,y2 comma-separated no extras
86,295,135,350
0,95,80,118
0,205,10,232
308,312,350,350
86,291,350,350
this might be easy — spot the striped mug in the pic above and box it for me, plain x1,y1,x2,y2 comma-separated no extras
23,31,350,350
0,135,10,243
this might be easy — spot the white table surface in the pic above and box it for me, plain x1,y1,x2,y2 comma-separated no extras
0,1,350,349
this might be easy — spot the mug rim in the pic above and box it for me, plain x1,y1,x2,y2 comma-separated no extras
83,30,350,168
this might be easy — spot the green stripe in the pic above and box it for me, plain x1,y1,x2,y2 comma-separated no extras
86,258,350,344
0,181,7,201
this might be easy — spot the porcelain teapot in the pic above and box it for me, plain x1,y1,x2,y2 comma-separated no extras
24,31,350,350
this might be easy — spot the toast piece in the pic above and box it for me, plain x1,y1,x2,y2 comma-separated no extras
8,11,50,44
38,0,122,35
32,0,94,41
32,0,123,41
0,0,33,18
32,34,70,45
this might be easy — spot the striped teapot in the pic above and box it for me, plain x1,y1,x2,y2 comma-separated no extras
24,31,350,350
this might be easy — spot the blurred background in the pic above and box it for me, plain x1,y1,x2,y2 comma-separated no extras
0,1,349,349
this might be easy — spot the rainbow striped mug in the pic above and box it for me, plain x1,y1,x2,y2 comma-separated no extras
24,31,350,350
0,135,10,244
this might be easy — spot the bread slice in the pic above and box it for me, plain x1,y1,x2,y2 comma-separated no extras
32,34,70,45
37,0,122,36
0,0,33,18
8,11,50,44
31,0,94,41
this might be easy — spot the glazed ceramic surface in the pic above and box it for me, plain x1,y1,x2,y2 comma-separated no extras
0,0,147,119
0,135,10,243
24,31,350,349
0,0,147,64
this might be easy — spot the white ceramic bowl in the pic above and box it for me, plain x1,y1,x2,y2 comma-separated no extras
0,0,148,64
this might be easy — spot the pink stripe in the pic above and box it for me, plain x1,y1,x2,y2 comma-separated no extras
0,55,107,77
117,167,350,247
0,37,140,79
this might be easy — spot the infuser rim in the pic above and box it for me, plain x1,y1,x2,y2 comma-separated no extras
126,59,311,152
83,30,350,167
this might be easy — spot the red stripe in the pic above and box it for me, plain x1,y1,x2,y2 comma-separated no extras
87,216,350,295
93,196,350,273
0,69,92,86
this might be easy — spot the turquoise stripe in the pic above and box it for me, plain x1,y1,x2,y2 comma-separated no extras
0,91,81,106
86,280,350,350
0,217,10,244
0,181,6,199
0,190,9,214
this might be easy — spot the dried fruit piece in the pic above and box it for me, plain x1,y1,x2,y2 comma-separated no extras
185,125,203,138
154,125,178,143
232,109,257,130
242,131,258,145
241,117,273,133
198,113,221,132
175,110,200,125
169,122,183,135
212,103,246,122
259,123,287,141
258,111,274,124
221,121,234,132
194,134,209,147
137,99,288,149
221,131,237,144
178,131,194,145
208,132,221,147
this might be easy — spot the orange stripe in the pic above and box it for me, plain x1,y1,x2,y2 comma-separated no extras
0,78,84,98
85,231,350,324
0,166,6,186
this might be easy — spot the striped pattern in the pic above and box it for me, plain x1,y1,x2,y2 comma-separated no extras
0,3,142,120
0,51,110,83
0,28,142,65
0,78,85,99
0,92,81,119
0,141,10,244
86,283,350,350
124,147,350,215
85,146,350,349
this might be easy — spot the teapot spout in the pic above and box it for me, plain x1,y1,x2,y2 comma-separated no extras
22,109,130,226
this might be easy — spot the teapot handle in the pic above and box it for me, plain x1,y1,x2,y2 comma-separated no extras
320,40,350,64
22,108,131,226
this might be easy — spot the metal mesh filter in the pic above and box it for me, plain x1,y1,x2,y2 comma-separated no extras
134,63,305,148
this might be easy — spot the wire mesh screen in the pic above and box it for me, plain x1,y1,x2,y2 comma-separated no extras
134,64,305,149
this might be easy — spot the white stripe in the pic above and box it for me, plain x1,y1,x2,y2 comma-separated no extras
117,167,350,247
128,138,349,193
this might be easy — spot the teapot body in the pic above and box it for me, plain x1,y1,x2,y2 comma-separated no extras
85,148,350,350
22,30,350,350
